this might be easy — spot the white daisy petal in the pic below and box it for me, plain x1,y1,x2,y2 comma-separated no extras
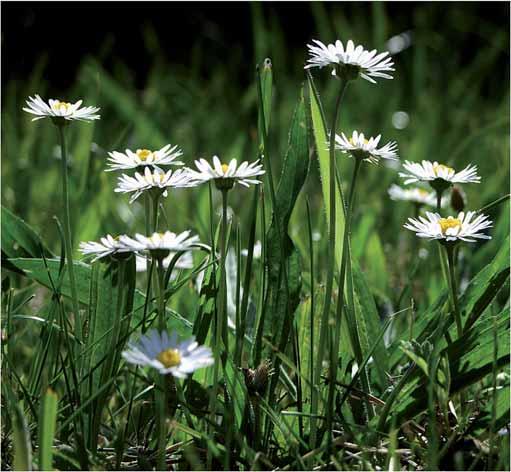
403,211,492,243
106,144,184,172
334,130,399,165
122,330,214,377
24,95,100,122
186,155,265,189
399,160,481,187
305,38,394,83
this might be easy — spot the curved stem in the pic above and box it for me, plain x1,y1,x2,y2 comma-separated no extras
57,125,82,342
445,245,462,338
311,78,348,447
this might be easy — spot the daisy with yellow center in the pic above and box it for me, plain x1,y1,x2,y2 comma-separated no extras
23,95,100,122
106,144,184,171
122,330,214,377
399,160,480,186
119,230,200,257
79,234,133,262
186,155,265,189
334,130,399,164
404,211,492,243
388,184,446,207
305,39,395,83
114,167,195,203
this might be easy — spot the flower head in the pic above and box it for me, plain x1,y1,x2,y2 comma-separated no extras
120,231,199,259
187,156,265,190
79,234,130,262
23,95,100,123
388,184,446,207
114,167,195,203
404,211,492,243
135,251,193,273
122,329,214,377
335,130,398,164
399,161,481,190
106,144,184,172
305,39,394,83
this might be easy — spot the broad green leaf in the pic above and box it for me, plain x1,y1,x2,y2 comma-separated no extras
263,85,309,352
307,75,345,268
1,206,54,261
87,257,136,452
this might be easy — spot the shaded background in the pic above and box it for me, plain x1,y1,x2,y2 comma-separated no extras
2,2,509,92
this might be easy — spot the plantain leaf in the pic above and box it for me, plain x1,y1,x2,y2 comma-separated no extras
306,74,345,268
263,85,309,352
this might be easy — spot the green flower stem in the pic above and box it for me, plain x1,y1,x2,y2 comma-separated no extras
152,193,160,232
311,77,348,447
57,124,82,342
445,245,463,338
155,257,167,470
219,188,229,358
435,189,450,291
436,190,443,212
326,158,361,447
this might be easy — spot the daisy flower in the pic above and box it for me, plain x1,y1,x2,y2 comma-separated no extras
335,130,399,164
23,95,100,123
404,211,492,243
106,144,184,172
399,161,481,190
135,251,194,273
305,39,394,83
122,329,214,377
187,155,265,190
114,167,195,203
79,234,130,262
120,231,199,259
388,184,445,207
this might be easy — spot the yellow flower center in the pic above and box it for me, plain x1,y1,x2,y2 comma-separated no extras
136,149,153,161
54,100,72,111
349,137,369,146
417,189,429,197
433,163,454,176
221,163,230,174
439,217,462,235
157,348,181,368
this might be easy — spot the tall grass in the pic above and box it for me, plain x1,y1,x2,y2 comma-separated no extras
2,3,510,471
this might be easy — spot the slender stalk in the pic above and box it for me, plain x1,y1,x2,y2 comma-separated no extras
219,188,229,359
57,124,82,342
436,190,443,212
207,181,219,471
326,158,361,450
152,193,160,233
155,257,167,470
445,245,463,338
310,78,348,448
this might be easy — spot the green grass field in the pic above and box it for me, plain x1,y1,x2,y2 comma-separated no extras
2,4,510,471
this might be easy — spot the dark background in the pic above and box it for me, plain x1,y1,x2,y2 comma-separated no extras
2,2,510,92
